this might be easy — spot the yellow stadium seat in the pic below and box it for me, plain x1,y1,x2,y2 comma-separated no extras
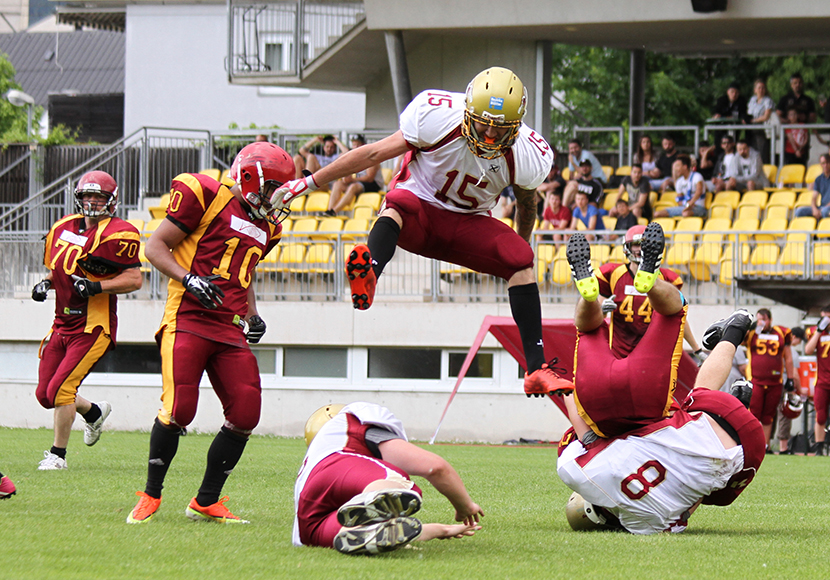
199,168,221,181
816,217,830,239
756,218,788,242
794,190,813,210
353,206,374,221
814,243,830,276
602,166,614,182
729,218,759,252
674,217,703,233
126,218,145,233
718,258,734,286
289,195,305,212
653,217,676,233
778,218,815,276
551,258,573,285
143,218,165,237
736,204,760,221
708,204,733,221
615,166,631,177
307,243,335,275
257,245,281,274
738,190,768,210
342,218,370,240
381,167,395,186
609,244,627,262
291,217,318,234
562,167,570,180
138,242,152,274
692,218,730,267
148,193,170,220
711,190,741,209
354,192,383,212
748,243,780,275
498,217,514,229
767,190,797,210
764,205,790,221
220,169,234,187
304,192,330,214
805,163,822,184
778,164,806,188
763,164,777,185
276,243,307,275
311,217,343,241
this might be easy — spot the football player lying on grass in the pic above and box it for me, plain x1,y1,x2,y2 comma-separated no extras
558,309,765,534
294,402,483,554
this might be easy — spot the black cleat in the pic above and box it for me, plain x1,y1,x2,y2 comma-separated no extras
702,309,755,351
633,222,665,293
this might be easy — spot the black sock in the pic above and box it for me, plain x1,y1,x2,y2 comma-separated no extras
82,403,101,424
145,418,182,499
367,216,400,278
50,446,66,459
509,283,546,373
723,326,746,348
195,427,248,507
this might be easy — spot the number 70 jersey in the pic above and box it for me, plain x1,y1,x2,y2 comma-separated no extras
396,90,553,214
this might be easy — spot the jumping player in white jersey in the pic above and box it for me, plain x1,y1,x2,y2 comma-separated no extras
558,310,766,534
294,402,483,554
273,67,571,396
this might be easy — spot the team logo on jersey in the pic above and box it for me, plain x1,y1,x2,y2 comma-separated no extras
230,214,266,244
59,229,88,246
489,164,500,173
489,96,504,110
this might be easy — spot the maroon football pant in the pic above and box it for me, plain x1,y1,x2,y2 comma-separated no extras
156,329,261,433
36,327,112,408
749,381,783,425
573,305,687,437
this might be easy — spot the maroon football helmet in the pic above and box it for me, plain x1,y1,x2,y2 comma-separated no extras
75,171,118,217
623,225,646,264
780,392,803,419
230,142,295,223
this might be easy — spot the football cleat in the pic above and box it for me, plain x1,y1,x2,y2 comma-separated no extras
702,309,755,351
333,517,423,555
524,358,575,398
337,488,422,527
83,401,112,446
186,496,250,524
729,378,753,409
127,491,162,524
37,451,67,471
566,233,599,302
632,222,665,294
0,475,16,499
346,244,376,310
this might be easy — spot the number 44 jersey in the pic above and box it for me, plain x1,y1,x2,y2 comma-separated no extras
396,90,552,214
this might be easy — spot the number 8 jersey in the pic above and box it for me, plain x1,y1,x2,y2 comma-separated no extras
43,214,141,340
396,90,552,214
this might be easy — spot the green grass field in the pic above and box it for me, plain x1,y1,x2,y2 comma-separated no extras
1,427,829,580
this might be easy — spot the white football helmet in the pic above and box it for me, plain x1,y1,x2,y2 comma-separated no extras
303,403,345,446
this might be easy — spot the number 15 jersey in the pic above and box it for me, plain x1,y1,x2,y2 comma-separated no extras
395,90,553,214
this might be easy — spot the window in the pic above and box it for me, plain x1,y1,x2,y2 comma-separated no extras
252,348,276,374
448,352,493,378
283,347,347,378
94,344,161,374
368,348,441,379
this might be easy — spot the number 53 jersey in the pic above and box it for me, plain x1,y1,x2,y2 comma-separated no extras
159,173,281,346
43,214,141,340
396,90,552,214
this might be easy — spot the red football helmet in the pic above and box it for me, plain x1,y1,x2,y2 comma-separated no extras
623,225,646,264
75,171,118,217
781,392,803,419
230,142,295,223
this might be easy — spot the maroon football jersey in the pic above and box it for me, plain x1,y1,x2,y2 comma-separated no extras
43,214,141,340
596,263,683,358
806,326,830,387
158,173,281,346
745,325,791,385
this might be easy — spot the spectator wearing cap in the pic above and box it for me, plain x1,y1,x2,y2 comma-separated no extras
566,139,605,184
324,134,384,216
562,158,604,210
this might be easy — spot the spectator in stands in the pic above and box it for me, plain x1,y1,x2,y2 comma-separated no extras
713,81,750,125
795,154,830,218
610,163,652,221
654,155,706,218
325,135,383,216
634,135,659,185
708,135,739,193
536,189,570,244
774,326,805,454
609,198,638,236
536,162,566,217
744,308,798,454
804,307,830,456
783,107,810,167
696,140,716,181
567,139,605,184
569,190,604,241
255,134,269,142
652,135,679,192
777,72,816,166
562,159,604,209
730,140,770,191
294,134,349,182
497,186,517,220
747,79,775,163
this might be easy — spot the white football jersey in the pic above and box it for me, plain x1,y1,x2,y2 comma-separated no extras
557,412,744,535
397,90,553,215
293,402,408,546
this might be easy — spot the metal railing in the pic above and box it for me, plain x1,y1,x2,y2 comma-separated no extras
702,122,777,166
227,0,365,82
572,126,625,168
627,126,700,165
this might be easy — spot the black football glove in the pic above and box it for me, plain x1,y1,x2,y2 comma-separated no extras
784,378,795,393
182,273,224,309
70,274,103,298
31,279,51,302
246,315,266,344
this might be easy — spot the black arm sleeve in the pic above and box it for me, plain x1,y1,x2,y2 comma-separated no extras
364,426,401,459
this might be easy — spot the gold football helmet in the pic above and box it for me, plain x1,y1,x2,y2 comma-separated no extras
462,66,527,159
303,404,345,446
565,492,609,531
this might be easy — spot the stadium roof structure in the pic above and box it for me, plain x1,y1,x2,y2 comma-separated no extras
0,30,124,107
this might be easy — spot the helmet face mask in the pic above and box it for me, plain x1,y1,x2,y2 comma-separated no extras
230,142,295,224
75,171,118,218
462,67,527,160
623,225,647,264
781,392,803,419
303,403,345,446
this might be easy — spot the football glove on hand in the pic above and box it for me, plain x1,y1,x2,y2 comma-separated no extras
70,274,103,298
270,174,319,211
601,295,617,315
31,279,52,302
784,378,795,393
819,316,830,332
692,349,709,367
182,273,224,310
246,315,266,344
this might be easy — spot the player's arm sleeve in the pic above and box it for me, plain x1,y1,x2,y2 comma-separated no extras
513,128,554,191
92,225,142,272
364,426,401,459
165,173,212,234
399,90,460,150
